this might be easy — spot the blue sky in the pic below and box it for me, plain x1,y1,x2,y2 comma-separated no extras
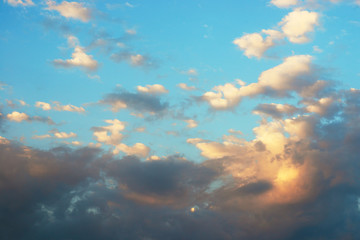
1,0,360,239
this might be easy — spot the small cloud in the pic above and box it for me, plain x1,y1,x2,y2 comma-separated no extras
126,29,137,35
177,83,196,91
45,0,91,22
313,45,323,53
4,0,34,7
270,0,298,8
35,101,52,111
53,35,98,72
137,84,169,95
184,119,198,128
6,111,55,125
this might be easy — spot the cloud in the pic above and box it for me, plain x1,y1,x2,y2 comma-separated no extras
6,111,55,125
234,9,319,58
100,89,169,116
45,1,91,22
177,83,197,91
137,84,169,95
233,29,283,58
202,55,319,110
36,101,85,113
253,103,299,118
1,87,360,240
111,52,156,69
53,36,98,72
4,0,34,7
270,0,299,8
36,102,52,111
184,119,198,128
92,119,149,157
279,9,320,43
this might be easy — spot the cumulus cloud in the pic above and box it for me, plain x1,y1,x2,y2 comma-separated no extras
202,55,318,110
45,1,91,22
279,9,320,43
92,119,149,157
137,84,169,95
6,111,55,125
234,9,319,58
1,86,360,239
233,29,283,58
4,0,34,7
53,36,98,72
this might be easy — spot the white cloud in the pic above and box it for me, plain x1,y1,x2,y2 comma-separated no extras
36,101,85,113
54,131,77,139
53,46,98,71
0,136,10,144
7,111,29,122
270,0,299,8
114,143,150,157
203,55,314,110
93,119,126,146
35,102,52,111
5,0,34,7
137,84,169,95
177,83,196,91
279,9,320,43
233,29,283,58
45,1,91,22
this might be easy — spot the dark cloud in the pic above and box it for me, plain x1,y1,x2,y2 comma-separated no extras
101,90,169,116
1,88,360,239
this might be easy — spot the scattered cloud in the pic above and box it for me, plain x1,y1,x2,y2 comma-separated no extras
279,9,320,43
53,36,98,72
177,83,197,91
270,0,299,8
6,111,55,125
4,0,34,7
233,29,283,58
36,101,85,113
45,1,91,22
137,84,169,95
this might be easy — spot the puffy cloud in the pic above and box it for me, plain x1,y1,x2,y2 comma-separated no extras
270,0,299,8
137,84,169,95
202,81,243,110
233,29,283,58
203,56,316,110
53,36,98,72
7,111,29,122
92,119,126,146
45,1,91,22
279,9,320,43
35,101,52,111
4,0,34,7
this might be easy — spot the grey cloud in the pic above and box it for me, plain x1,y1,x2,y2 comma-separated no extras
101,90,169,116
2,87,360,239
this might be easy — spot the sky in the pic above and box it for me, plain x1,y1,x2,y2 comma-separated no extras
1,0,360,239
